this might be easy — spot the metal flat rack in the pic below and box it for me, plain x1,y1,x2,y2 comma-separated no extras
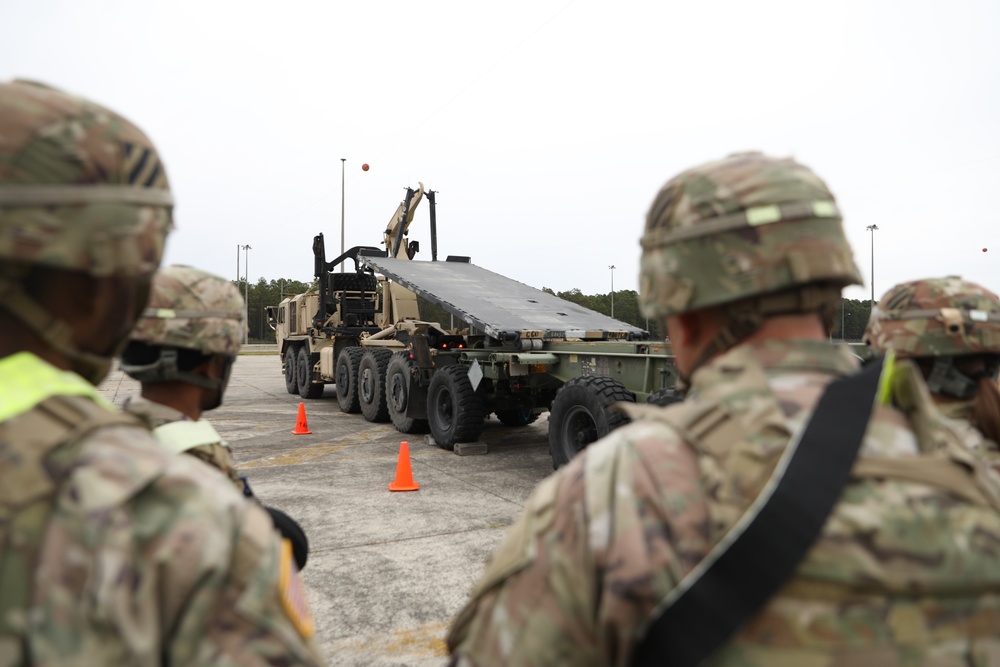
359,255,648,343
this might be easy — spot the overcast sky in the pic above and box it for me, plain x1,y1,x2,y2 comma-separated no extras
3,1,999,306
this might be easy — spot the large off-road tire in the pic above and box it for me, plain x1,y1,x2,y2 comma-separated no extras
358,349,393,423
335,347,365,413
330,272,378,292
386,352,429,434
495,408,539,427
297,347,324,399
548,376,634,469
646,387,684,407
427,365,486,449
284,347,298,394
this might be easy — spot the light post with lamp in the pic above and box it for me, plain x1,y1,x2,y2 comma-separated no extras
608,265,616,319
340,158,346,272
240,244,251,344
866,224,879,305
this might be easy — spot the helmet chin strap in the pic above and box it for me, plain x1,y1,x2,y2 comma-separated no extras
122,349,235,409
927,357,1000,400
0,275,114,384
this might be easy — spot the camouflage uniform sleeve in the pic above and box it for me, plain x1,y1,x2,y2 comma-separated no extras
33,428,326,667
152,458,326,666
447,420,709,667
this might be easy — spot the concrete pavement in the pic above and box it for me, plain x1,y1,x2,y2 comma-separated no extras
98,354,554,667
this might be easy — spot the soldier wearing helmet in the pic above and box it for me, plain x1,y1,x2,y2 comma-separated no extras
447,153,1000,666
121,264,310,570
865,276,1000,447
0,81,325,665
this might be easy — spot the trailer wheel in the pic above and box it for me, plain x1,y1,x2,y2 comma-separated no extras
427,365,486,449
297,347,324,399
386,352,429,434
335,347,364,413
359,349,393,422
646,387,684,407
284,347,298,394
495,408,539,427
548,376,634,469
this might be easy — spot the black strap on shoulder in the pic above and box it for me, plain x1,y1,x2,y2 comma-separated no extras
631,357,884,667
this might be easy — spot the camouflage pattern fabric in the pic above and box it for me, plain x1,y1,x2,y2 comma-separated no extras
124,396,244,491
638,152,861,319
447,339,1000,666
865,276,1000,359
130,264,245,356
0,80,172,278
0,353,326,666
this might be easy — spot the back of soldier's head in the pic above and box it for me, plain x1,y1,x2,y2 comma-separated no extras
0,80,173,382
121,264,244,393
865,276,1000,400
639,152,862,320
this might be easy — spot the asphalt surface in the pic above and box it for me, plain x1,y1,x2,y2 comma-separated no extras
97,353,554,667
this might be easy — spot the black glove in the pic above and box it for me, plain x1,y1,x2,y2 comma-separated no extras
265,506,310,571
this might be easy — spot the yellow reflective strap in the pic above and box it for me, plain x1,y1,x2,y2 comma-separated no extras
152,308,176,319
0,352,110,422
877,349,896,405
152,419,223,454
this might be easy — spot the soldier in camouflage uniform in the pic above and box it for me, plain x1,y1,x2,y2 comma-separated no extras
121,264,310,570
865,276,1000,450
0,80,325,665
447,152,1000,666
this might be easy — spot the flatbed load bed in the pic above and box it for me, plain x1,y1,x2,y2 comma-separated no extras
359,255,647,342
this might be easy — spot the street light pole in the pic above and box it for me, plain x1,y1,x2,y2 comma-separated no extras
240,244,252,344
609,264,616,319
866,224,879,304
340,158,346,273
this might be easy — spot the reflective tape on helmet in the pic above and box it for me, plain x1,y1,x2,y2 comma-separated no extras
141,308,243,320
0,185,174,208
642,200,841,246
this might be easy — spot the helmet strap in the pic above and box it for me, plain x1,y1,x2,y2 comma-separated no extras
927,356,1000,400
0,274,112,384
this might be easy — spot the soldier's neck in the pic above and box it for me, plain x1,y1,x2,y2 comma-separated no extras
141,382,204,421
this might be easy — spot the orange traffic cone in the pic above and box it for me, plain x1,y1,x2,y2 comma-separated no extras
389,441,419,492
291,402,312,435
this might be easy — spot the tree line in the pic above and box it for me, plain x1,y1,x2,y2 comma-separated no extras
236,278,875,344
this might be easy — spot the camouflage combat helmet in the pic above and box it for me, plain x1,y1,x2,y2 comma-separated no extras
639,152,862,319
0,79,174,382
0,79,173,276
865,276,1000,399
122,265,245,389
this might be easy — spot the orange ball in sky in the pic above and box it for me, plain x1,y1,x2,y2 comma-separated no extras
362,163,370,171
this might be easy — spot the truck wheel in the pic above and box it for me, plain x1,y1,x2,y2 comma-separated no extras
427,365,486,449
330,272,378,292
646,387,684,407
335,347,364,413
495,408,539,427
386,352,429,434
359,349,393,423
284,347,298,394
548,376,634,469
297,347,324,399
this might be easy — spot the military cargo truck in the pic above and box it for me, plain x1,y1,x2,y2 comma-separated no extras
269,185,678,468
